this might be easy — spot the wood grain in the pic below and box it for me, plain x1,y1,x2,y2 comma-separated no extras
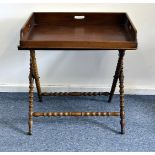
17,12,138,135
18,12,137,50
28,51,34,135
41,92,110,96
33,112,120,117
30,50,42,102
119,50,125,134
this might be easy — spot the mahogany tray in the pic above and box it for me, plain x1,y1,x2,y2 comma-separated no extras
18,12,137,50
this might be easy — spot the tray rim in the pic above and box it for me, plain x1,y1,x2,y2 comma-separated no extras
18,12,137,50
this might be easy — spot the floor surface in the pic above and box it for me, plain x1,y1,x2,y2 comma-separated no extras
0,93,155,151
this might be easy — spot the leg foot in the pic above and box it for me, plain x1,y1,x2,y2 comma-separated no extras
28,132,32,135
120,118,125,134
108,97,113,103
121,128,125,134
28,117,33,135
38,97,42,102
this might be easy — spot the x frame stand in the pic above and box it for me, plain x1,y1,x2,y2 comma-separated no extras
28,49,125,135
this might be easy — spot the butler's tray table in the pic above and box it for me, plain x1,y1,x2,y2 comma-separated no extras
18,12,137,135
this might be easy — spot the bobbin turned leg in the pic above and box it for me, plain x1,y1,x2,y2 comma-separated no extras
28,51,34,135
108,51,123,103
119,50,125,134
30,50,42,102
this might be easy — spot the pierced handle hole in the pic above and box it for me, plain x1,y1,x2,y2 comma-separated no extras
74,16,85,20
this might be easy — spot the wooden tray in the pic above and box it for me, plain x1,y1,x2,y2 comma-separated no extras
18,12,137,50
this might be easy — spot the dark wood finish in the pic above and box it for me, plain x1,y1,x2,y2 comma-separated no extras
18,12,137,50
119,50,125,134
108,50,125,102
18,12,138,135
41,92,110,96
33,112,120,117
28,51,34,135
30,50,42,102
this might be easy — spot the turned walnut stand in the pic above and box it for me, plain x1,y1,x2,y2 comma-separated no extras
18,12,137,135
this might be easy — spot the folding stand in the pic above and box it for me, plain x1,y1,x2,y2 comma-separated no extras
28,49,125,135
18,12,137,135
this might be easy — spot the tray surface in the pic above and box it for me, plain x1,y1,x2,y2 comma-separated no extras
19,12,137,50
28,25,129,41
